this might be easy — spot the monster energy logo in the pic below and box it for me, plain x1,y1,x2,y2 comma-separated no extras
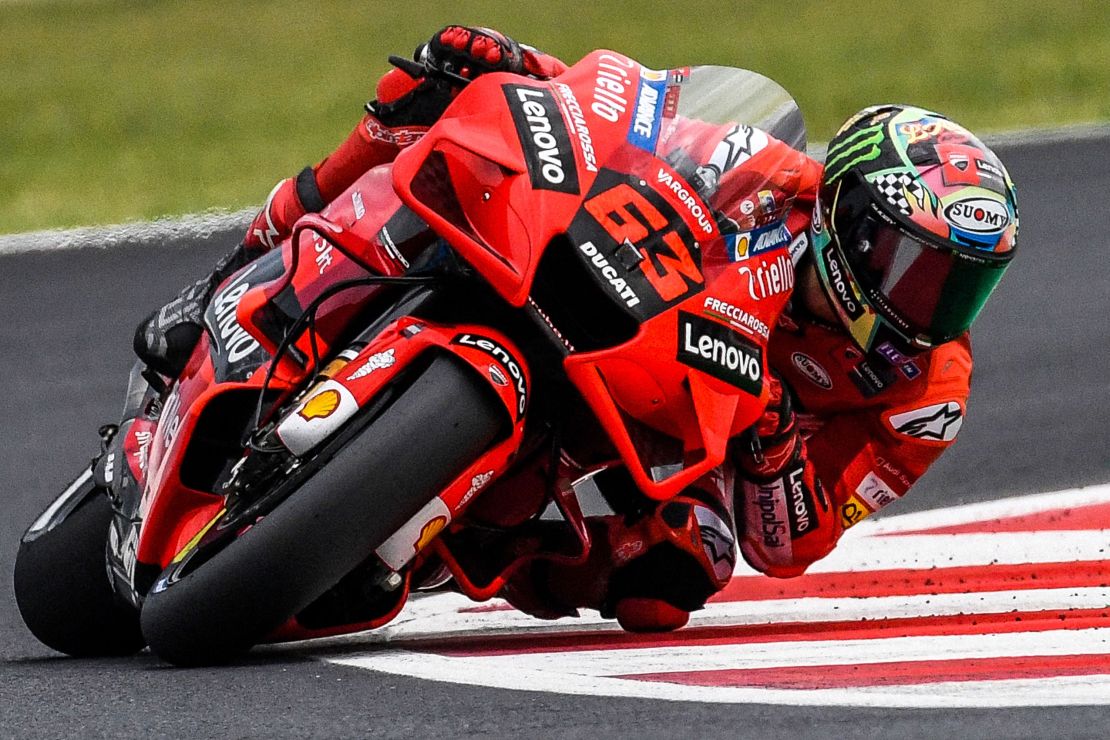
824,124,885,182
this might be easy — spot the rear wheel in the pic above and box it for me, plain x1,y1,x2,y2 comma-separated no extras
140,354,503,666
14,475,145,657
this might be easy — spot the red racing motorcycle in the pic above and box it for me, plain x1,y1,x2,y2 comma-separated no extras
15,50,806,665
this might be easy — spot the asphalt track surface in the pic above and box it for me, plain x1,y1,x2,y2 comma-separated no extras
1,136,1108,738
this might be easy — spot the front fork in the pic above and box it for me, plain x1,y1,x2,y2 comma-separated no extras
267,315,534,578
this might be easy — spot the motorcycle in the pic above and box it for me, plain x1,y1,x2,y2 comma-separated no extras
14,49,806,665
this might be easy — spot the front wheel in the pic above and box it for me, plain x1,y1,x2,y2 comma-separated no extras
140,354,503,666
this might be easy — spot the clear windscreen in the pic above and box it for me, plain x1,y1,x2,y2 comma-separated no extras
657,65,806,153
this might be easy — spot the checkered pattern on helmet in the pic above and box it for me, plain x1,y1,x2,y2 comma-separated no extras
871,173,915,216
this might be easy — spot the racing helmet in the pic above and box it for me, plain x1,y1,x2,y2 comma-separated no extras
811,105,1019,354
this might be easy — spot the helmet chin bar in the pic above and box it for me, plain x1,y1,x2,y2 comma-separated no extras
810,195,928,357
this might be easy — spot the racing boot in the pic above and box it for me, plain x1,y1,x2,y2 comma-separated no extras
500,490,737,631
133,241,261,379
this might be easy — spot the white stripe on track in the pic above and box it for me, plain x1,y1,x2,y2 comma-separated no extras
861,481,1110,535
360,627,1110,676
330,650,1110,708
315,586,1110,646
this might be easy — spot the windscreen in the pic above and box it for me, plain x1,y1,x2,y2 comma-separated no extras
652,65,806,155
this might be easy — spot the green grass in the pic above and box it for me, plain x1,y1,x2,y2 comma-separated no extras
2,0,1108,233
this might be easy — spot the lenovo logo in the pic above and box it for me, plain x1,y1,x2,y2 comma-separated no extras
505,85,579,195
676,312,763,394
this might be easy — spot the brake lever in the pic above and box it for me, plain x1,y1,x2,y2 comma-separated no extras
387,54,472,89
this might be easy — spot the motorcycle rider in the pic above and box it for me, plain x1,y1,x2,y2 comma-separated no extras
133,27,1019,632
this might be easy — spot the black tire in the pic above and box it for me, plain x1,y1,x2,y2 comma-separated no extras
14,484,145,657
140,355,503,666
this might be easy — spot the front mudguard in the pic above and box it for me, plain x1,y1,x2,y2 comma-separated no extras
270,316,530,572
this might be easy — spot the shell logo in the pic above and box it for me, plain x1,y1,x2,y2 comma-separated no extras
415,515,448,553
298,389,341,421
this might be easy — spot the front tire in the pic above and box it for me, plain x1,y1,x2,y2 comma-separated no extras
14,479,145,657
140,354,503,666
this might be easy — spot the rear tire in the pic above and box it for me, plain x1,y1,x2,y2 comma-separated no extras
14,488,145,657
140,355,503,666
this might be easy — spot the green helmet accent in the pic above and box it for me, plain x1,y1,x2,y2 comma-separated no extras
813,105,1019,353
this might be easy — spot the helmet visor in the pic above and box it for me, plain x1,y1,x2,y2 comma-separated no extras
843,211,1009,346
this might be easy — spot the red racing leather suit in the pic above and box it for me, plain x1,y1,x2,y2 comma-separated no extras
687,130,974,581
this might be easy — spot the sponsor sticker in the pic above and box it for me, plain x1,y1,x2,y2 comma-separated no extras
488,364,508,387
821,244,863,319
707,124,768,173
840,494,871,529
900,362,922,380
746,478,791,561
785,467,817,539
375,497,452,570
459,470,496,509
849,359,896,398
553,82,599,173
702,295,770,339
313,234,334,274
737,251,794,300
943,197,1010,235
348,348,396,380
627,77,667,152
207,262,263,364
277,380,360,456
788,230,809,264
133,430,152,473
792,352,833,390
452,334,528,420
751,223,791,254
656,168,715,235
578,240,641,308
299,389,341,421
855,471,900,510
590,53,635,124
504,84,579,194
888,401,964,442
676,311,763,394
693,505,736,582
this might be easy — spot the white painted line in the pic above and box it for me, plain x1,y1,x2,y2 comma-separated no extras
313,586,1110,648
346,627,1110,676
862,481,1110,535
0,208,253,255
331,650,1110,708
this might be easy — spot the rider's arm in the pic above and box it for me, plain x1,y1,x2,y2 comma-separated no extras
243,27,567,251
734,338,973,577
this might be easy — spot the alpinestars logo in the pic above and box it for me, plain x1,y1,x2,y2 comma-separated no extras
677,312,763,394
504,85,579,195
888,401,964,442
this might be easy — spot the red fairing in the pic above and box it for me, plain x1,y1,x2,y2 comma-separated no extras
135,333,256,568
391,51,801,500
392,52,631,306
